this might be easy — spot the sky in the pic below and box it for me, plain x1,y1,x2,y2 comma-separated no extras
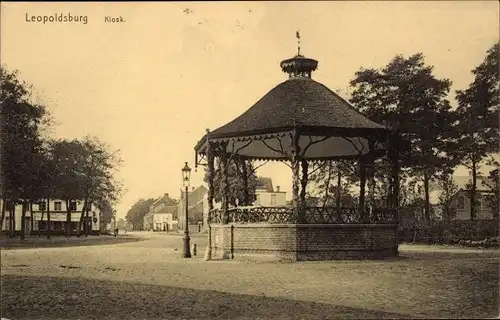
2,1,499,219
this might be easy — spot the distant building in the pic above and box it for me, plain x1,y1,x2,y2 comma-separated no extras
202,177,287,226
424,174,496,220
178,186,208,231
1,199,101,235
152,204,178,232
254,177,287,207
143,193,177,231
448,189,496,220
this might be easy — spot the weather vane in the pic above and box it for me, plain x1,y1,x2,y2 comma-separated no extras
296,30,301,56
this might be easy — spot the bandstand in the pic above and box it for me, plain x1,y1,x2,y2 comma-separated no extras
194,44,406,261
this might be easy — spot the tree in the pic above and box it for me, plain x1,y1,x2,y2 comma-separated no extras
482,159,499,220
453,43,499,220
98,199,115,230
51,139,86,237
50,137,122,236
125,198,155,230
28,141,58,238
116,218,127,230
0,66,52,240
308,161,358,208
204,158,259,206
349,53,456,221
74,136,122,236
437,172,459,220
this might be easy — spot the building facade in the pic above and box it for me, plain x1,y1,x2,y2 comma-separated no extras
428,174,497,220
143,193,177,231
152,205,178,232
448,189,496,220
202,177,287,227
1,199,101,235
254,177,287,206
178,186,207,231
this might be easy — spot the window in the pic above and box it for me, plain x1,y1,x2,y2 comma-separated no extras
457,196,465,210
480,196,491,210
271,194,277,206
255,194,261,206
54,201,62,211
69,201,77,211
87,202,92,211
38,201,46,211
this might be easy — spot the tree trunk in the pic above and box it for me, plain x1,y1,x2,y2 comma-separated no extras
366,140,376,216
359,160,367,222
220,153,229,224
66,199,72,237
386,174,393,209
46,197,51,239
300,160,309,206
0,199,6,235
291,132,301,222
207,145,215,212
39,209,44,237
423,171,431,221
241,159,249,206
85,203,90,237
20,200,27,241
335,168,341,210
78,197,89,236
322,163,332,208
470,160,477,220
30,200,34,237
9,202,15,237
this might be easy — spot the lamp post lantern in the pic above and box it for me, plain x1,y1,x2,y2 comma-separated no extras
181,162,192,258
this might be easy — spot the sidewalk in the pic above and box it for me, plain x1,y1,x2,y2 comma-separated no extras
0,234,141,249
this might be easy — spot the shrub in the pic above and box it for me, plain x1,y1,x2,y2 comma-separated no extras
398,219,499,245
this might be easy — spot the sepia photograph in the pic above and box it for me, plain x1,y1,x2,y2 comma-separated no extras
1,1,499,319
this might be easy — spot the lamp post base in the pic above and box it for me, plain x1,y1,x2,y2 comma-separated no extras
183,233,191,258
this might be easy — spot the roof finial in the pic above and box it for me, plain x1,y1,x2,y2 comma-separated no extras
280,31,318,79
296,30,301,56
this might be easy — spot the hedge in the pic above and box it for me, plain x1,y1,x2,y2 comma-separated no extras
397,219,499,245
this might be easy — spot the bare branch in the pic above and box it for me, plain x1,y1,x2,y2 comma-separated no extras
228,141,252,162
300,136,331,157
262,139,288,156
308,160,329,176
247,160,270,175
340,136,365,156
276,137,287,155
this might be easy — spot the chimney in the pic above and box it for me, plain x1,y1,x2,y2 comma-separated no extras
164,193,169,197
276,186,280,192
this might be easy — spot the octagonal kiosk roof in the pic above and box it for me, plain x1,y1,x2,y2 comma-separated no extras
195,52,394,162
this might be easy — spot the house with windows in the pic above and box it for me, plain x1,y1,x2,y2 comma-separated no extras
178,186,208,231
428,174,497,220
254,177,287,207
143,193,177,231
449,189,496,220
1,199,101,235
152,205,178,232
202,177,287,227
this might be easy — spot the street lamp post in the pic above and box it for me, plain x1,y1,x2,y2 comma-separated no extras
182,162,192,258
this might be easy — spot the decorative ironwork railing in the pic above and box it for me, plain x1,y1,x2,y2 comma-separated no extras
208,206,398,224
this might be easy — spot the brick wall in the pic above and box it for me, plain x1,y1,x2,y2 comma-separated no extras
210,224,398,261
